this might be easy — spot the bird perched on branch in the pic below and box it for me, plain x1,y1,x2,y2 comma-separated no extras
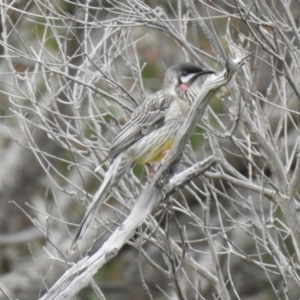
72,63,215,247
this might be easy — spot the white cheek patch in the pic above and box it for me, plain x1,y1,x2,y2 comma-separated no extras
180,73,196,83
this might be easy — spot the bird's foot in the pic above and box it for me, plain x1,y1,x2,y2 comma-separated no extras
160,150,170,165
145,163,156,182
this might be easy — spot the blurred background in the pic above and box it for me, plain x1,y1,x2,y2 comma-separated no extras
0,0,300,299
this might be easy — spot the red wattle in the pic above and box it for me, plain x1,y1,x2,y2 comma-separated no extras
180,83,188,91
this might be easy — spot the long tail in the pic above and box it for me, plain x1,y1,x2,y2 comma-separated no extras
72,154,129,249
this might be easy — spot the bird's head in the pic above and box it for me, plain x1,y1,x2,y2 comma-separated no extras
163,63,215,94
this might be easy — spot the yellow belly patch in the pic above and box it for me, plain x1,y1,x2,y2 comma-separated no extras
135,138,174,164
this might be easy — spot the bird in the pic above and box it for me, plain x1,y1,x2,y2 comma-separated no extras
72,62,215,247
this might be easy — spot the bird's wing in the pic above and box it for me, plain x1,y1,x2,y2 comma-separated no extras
104,92,176,161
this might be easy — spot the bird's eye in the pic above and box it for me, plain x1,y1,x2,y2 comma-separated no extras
182,70,188,76
180,72,195,84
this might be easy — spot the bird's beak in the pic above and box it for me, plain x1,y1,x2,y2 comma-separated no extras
196,69,216,76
